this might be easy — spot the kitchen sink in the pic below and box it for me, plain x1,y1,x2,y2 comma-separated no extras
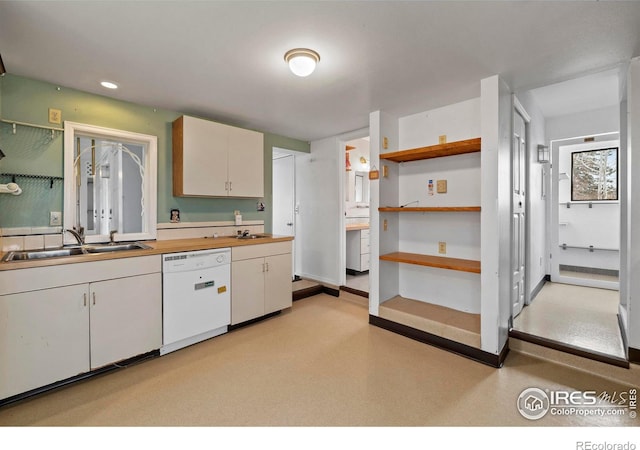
3,247,87,261
1,242,151,262
236,234,269,240
83,242,151,253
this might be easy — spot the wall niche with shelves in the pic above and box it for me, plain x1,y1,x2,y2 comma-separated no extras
370,98,499,365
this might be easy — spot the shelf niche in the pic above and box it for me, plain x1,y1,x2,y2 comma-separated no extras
380,137,481,162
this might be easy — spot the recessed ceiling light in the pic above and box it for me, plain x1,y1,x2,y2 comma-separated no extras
100,81,118,89
284,48,320,77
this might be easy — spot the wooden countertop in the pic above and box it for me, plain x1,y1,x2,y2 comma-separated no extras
0,235,293,271
346,224,369,231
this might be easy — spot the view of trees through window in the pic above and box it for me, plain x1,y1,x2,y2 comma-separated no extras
571,147,618,201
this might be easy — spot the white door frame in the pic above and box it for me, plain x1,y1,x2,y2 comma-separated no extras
513,96,530,317
272,147,298,278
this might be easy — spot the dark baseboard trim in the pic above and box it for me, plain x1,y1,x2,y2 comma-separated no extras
346,269,369,276
369,315,508,368
340,285,369,298
530,276,547,301
509,328,629,369
0,350,159,409
293,285,324,301
228,310,281,331
629,347,640,365
323,286,340,297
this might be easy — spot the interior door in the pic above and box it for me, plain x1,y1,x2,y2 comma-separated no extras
512,111,527,317
272,151,296,277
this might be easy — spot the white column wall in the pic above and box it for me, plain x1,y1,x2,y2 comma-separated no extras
627,57,640,350
480,75,512,354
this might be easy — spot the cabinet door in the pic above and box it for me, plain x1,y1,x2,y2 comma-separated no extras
89,273,162,369
0,285,90,399
345,230,362,271
264,253,292,315
227,127,264,197
180,116,229,197
231,257,265,325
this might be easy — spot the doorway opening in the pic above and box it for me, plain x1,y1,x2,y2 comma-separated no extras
272,147,297,280
342,136,370,298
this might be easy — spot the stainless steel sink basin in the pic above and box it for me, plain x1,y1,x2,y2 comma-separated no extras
236,234,269,240
83,242,151,253
3,247,86,261
1,242,151,262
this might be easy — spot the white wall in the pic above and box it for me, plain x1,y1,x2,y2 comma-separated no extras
556,140,620,271
546,105,620,142
295,136,342,285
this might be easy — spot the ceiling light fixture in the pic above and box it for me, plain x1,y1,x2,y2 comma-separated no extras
100,81,118,89
284,48,320,77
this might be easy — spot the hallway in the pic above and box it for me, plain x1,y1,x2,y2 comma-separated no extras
512,282,625,360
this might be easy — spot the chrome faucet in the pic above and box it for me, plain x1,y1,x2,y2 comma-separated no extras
65,227,85,245
242,229,250,237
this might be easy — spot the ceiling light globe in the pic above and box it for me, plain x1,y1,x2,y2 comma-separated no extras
285,49,320,77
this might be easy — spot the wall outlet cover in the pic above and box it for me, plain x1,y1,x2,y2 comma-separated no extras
437,179,447,193
439,135,447,144
438,242,446,254
48,108,62,124
50,211,62,226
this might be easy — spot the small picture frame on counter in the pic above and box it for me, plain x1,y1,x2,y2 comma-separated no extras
170,208,180,223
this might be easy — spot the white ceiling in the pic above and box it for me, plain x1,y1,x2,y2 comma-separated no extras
1,1,639,142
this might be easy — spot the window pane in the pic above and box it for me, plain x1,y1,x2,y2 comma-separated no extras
571,147,618,201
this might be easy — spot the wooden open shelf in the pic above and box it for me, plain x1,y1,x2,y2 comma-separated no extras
380,137,481,162
379,206,481,212
380,252,481,274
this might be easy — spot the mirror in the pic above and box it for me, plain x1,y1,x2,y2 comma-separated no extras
354,171,369,204
63,122,157,244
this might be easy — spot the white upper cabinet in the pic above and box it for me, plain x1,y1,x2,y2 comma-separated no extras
173,115,264,198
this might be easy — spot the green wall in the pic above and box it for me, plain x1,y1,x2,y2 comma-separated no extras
0,74,310,232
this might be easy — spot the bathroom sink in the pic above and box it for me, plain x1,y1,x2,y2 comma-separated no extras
83,242,151,253
1,242,151,262
2,246,86,262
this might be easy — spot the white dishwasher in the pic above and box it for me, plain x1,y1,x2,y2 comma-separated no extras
161,248,231,355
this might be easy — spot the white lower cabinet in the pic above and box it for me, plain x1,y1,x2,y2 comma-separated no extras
231,242,292,325
89,273,161,369
0,285,90,400
0,256,161,400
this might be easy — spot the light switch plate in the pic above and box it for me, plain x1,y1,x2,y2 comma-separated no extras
439,135,447,144
437,179,447,193
438,242,446,254
48,108,62,124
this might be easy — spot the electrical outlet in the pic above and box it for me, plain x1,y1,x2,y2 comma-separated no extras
439,135,447,144
383,137,388,149
383,219,388,231
438,242,446,254
437,179,447,193
50,211,62,226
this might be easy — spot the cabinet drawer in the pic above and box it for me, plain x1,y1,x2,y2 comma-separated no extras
360,254,370,271
232,241,292,261
360,236,369,253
